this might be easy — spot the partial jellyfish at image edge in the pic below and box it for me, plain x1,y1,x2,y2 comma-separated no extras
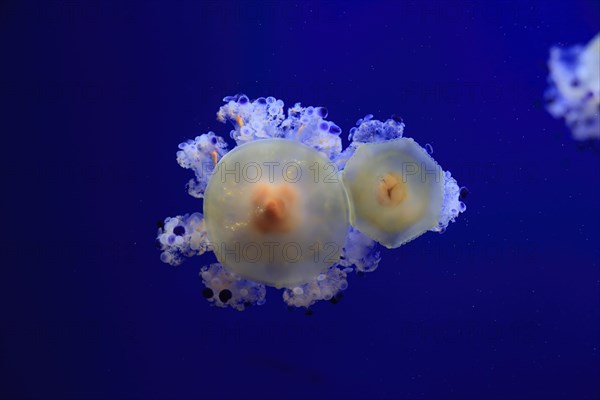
545,33,600,143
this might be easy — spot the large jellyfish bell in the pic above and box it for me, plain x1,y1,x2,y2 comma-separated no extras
204,139,349,288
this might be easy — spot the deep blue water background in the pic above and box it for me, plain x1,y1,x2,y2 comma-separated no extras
1,1,599,399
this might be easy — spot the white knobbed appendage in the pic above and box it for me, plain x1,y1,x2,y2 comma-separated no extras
217,94,342,161
335,114,405,170
282,266,348,308
200,263,266,311
156,213,209,266
176,132,228,198
339,226,381,273
430,171,467,233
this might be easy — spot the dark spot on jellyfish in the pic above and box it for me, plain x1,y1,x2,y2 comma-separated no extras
391,114,403,123
257,97,267,104
211,136,218,145
571,78,580,87
329,125,341,134
584,117,596,126
155,239,162,249
156,220,165,229
319,122,329,131
219,289,233,303
329,297,338,304
167,235,176,245
357,271,364,278
305,309,314,316
459,187,469,200
307,108,314,115
243,301,252,308
173,225,185,236
202,288,214,299
317,107,328,118
238,95,249,104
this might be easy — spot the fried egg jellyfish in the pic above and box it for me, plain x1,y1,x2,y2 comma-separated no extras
156,95,467,311
546,33,600,141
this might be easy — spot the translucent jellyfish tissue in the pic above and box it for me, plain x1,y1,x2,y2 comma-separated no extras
155,94,467,311
545,33,600,141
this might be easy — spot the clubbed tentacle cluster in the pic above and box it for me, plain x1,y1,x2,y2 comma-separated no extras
218,94,343,159
200,263,266,311
156,213,209,266
176,132,228,198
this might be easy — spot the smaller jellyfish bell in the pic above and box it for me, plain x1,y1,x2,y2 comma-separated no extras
341,138,444,248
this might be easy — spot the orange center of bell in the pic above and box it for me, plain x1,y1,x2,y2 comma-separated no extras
251,183,298,233
376,173,407,206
